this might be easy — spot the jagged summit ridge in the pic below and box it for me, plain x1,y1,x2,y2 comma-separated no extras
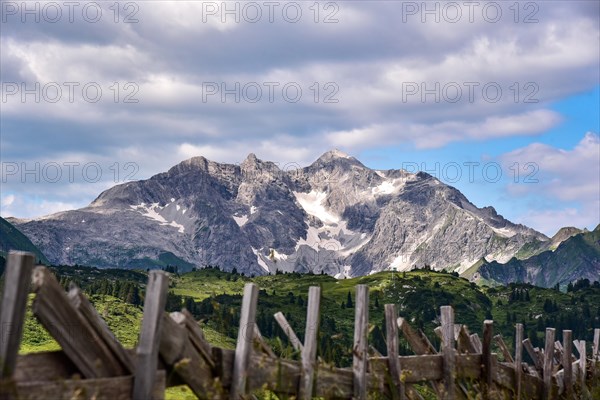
11,151,549,277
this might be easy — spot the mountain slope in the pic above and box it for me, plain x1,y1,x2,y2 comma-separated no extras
473,224,600,287
8,151,548,276
0,216,49,264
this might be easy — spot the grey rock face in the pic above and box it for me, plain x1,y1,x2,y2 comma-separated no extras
10,150,549,276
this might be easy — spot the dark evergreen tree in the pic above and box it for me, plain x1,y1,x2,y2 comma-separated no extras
346,291,353,308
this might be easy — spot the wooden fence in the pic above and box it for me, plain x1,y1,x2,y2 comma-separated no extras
0,251,599,399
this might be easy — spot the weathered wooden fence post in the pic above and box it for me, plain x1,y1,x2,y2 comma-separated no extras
0,251,35,379
562,330,573,398
482,320,493,400
133,270,168,400
543,328,555,399
298,286,321,400
440,305,455,400
230,283,259,400
575,340,586,391
515,323,523,400
592,328,599,380
385,304,405,400
353,284,369,400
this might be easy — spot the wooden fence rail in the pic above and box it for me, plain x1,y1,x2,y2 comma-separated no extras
0,251,599,399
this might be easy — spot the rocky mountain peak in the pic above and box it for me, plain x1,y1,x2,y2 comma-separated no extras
549,226,584,249
11,151,556,278
319,149,352,160
308,149,367,175
243,152,259,163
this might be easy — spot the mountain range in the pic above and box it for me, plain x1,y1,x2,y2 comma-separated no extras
469,225,600,288
5,150,598,284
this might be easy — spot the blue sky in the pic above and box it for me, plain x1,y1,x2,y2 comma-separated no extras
1,1,599,236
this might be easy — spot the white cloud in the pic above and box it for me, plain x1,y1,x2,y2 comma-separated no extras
515,205,599,237
325,109,561,150
1,0,598,226
0,194,81,220
499,133,600,235
501,132,600,202
1,194,15,208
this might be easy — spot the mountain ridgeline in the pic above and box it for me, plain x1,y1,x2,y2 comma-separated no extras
5,151,598,286
472,225,600,288
6,151,544,276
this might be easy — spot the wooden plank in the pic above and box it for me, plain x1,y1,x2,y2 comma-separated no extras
216,350,488,398
397,317,435,355
575,340,586,390
440,306,455,400
179,309,215,369
133,270,169,400
161,313,219,399
370,354,482,383
562,330,573,398
543,328,555,400
554,341,564,361
523,338,542,370
298,286,321,400
457,325,476,354
385,304,405,400
421,330,438,354
434,326,442,342
68,285,135,374
31,266,126,378
11,371,165,400
494,357,543,398
12,351,78,383
274,311,303,352
482,320,493,400
0,251,35,379
594,328,600,360
10,350,184,385
230,283,259,400
369,354,442,382
253,324,276,358
514,323,523,400
469,333,482,354
353,284,369,400
493,334,513,363
368,345,383,358
593,328,599,380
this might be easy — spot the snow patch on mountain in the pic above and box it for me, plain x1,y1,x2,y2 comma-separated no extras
251,247,270,272
371,178,406,196
130,203,185,233
233,214,249,227
490,226,517,238
294,190,339,224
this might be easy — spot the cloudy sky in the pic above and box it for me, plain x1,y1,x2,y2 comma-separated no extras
1,0,599,236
